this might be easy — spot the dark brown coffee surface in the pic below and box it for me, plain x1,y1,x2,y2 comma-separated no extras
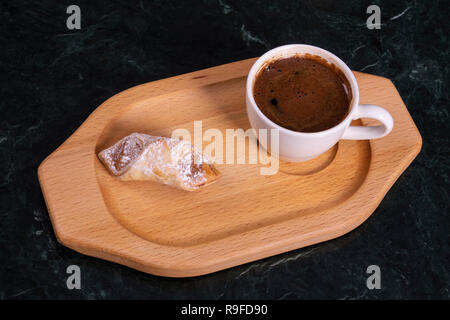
253,54,352,132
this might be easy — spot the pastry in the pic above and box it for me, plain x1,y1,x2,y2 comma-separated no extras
98,133,220,191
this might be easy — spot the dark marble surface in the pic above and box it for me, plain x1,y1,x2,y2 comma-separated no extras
0,0,448,299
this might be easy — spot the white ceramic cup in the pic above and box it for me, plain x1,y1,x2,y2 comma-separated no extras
246,44,394,162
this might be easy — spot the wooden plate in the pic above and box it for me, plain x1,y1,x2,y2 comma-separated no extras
38,58,422,277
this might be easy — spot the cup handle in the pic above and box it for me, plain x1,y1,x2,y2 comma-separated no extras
342,104,394,140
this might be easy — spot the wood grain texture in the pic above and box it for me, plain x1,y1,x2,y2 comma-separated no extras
38,58,422,277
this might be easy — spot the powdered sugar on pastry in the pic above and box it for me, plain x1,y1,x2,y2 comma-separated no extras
98,133,220,191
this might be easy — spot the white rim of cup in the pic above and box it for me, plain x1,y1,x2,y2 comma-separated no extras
246,44,360,137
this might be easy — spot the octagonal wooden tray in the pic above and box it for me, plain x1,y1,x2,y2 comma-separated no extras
38,58,422,277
